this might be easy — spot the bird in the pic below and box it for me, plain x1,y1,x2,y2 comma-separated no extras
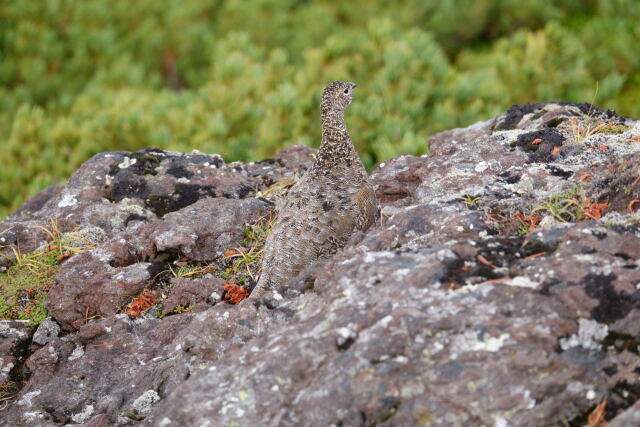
250,80,377,298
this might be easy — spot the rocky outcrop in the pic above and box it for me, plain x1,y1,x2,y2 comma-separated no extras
1,104,640,425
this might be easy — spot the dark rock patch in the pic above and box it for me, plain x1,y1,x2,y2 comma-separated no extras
494,102,546,130
513,128,565,162
582,273,637,324
494,101,629,131
546,164,574,178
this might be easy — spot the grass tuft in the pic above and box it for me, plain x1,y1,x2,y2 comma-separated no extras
0,380,19,411
566,118,630,142
0,220,94,326
530,186,607,224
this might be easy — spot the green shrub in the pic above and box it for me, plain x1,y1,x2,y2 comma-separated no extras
1,0,639,218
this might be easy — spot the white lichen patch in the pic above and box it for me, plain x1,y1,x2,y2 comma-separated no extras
18,390,42,406
68,344,85,361
57,192,78,208
71,404,94,423
523,389,536,409
436,249,458,263
23,411,46,420
475,161,489,173
492,129,527,143
336,326,358,348
506,276,539,288
470,333,509,352
118,157,137,169
600,211,638,226
1,360,14,373
132,390,161,414
539,215,561,229
362,251,394,264
451,330,510,358
377,315,394,329
0,320,31,338
559,318,608,351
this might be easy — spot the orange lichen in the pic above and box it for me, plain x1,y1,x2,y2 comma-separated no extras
223,249,239,258
223,283,248,304
580,199,608,220
125,289,157,318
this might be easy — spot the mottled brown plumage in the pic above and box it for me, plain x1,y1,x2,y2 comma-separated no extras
250,81,377,298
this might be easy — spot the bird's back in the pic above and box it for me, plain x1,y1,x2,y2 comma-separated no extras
254,162,376,297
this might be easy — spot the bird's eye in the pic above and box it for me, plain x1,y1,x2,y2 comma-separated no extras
343,88,349,94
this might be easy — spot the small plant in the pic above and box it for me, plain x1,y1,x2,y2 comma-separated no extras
172,304,193,314
232,212,276,281
227,246,264,282
168,262,216,278
514,212,541,235
257,177,296,199
460,194,483,207
532,194,582,222
531,187,607,223
566,117,629,142
241,212,276,248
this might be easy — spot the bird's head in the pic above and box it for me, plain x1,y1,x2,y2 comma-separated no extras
321,81,357,114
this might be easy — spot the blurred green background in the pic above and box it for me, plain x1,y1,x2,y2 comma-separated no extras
1,0,639,218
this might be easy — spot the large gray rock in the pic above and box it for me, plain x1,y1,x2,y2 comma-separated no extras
2,104,640,425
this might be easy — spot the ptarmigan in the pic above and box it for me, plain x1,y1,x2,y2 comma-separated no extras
250,81,377,298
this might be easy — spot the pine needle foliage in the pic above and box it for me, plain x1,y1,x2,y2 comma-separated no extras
1,0,639,218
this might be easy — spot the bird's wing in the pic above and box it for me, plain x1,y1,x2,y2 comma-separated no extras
354,185,378,230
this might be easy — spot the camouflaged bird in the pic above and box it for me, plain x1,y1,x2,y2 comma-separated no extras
250,81,377,298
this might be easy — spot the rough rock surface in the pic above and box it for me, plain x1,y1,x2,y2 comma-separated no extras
0,320,34,389
1,104,640,425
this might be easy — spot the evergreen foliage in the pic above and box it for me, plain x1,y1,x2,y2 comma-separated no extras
1,0,639,217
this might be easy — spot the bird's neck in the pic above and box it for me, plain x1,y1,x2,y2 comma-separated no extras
320,108,349,144
315,108,357,169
